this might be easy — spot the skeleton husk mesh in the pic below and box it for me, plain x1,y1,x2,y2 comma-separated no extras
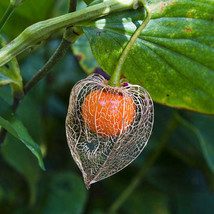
66,74,154,189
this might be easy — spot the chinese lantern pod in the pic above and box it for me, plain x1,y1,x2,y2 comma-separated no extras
66,74,154,189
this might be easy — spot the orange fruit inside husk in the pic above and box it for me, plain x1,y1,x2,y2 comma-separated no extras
81,89,136,137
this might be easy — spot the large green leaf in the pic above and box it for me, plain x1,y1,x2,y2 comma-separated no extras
0,98,45,170
82,0,214,114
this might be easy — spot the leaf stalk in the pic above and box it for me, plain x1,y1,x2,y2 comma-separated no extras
108,0,151,87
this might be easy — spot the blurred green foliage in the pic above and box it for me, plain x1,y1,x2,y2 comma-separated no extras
0,0,214,214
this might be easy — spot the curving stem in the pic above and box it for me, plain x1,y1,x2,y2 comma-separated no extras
108,0,151,87
0,0,137,67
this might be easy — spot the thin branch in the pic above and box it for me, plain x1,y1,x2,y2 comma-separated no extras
24,0,77,94
24,39,70,94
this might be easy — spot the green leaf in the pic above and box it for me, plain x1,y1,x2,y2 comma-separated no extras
37,172,87,214
176,113,214,173
191,114,214,173
0,98,45,170
0,35,23,98
1,134,41,205
167,124,205,166
72,35,99,74
83,0,214,114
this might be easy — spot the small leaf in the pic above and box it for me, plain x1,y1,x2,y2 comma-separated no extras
72,35,99,74
0,98,45,170
82,0,214,114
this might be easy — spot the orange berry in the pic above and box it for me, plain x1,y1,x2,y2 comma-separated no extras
81,89,136,137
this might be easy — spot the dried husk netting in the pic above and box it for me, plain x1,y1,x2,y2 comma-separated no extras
66,74,154,188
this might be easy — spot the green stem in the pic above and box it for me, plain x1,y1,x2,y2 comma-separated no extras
0,0,137,67
108,114,178,213
166,147,197,167
0,3,15,33
108,0,151,87
24,1,82,94
29,182,37,206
